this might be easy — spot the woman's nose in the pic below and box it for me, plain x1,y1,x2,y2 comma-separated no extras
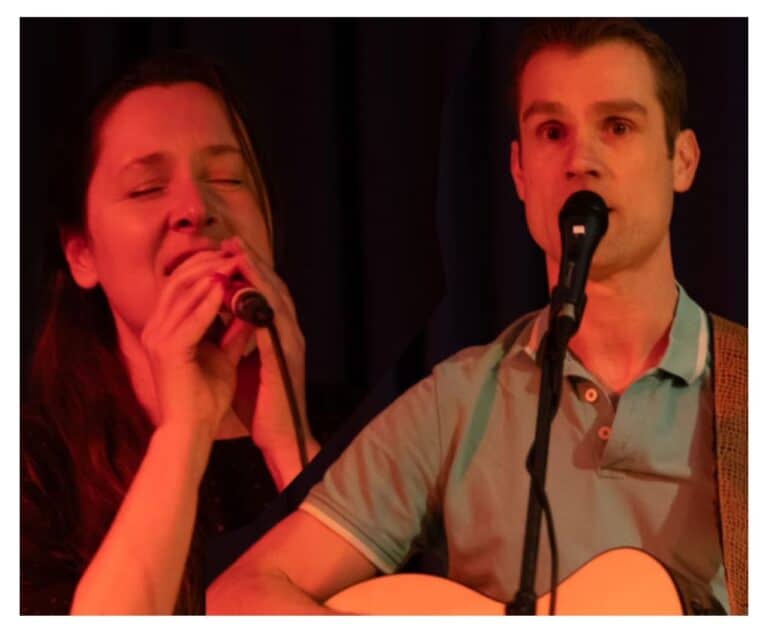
168,180,217,232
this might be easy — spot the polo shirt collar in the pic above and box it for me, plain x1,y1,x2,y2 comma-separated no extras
657,284,709,384
506,284,708,385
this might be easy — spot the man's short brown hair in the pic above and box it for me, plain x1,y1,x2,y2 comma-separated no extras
512,18,688,156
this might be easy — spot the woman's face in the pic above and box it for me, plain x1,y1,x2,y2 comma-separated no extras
69,82,271,334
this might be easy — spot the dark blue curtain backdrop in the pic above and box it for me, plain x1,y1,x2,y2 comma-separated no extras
20,18,747,581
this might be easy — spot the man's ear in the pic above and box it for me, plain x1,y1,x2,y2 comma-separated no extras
510,140,526,202
63,232,99,289
672,129,701,193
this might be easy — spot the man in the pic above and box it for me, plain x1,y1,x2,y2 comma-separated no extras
207,19,747,615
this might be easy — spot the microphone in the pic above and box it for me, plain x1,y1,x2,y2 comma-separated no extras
222,279,274,327
219,276,309,468
549,190,608,343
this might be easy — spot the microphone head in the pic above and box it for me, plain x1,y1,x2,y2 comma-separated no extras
558,190,609,259
226,281,274,327
549,191,609,341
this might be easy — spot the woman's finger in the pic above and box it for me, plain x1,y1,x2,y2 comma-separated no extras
153,252,239,323
168,279,227,348
157,274,227,339
226,242,305,362
219,318,256,367
225,245,299,325
143,275,222,353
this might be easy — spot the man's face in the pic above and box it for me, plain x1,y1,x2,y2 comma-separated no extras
511,41,699,280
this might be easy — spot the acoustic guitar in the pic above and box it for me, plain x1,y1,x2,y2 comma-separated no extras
326,547,724,615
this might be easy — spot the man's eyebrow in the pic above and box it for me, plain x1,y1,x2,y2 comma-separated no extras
520,99,648,123
592,99,648,117
521,100,565,123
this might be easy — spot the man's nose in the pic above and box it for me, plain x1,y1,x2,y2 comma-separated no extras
168,179,218,233
564,131,603,180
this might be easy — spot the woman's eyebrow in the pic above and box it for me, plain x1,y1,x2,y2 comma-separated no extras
201,144,243,158
116,145,244,179
118,152,167,176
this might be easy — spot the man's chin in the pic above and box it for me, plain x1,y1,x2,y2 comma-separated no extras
583,246,627,282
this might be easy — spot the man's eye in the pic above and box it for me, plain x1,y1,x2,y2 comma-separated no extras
608,119,632,136
539,123,565,141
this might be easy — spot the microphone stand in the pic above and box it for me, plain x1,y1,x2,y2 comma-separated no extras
506,190,607,615
506,301,575,615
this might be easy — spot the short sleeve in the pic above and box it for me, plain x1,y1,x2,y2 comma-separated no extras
300,374,443,573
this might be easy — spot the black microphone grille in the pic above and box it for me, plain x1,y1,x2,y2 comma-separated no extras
560,190,608,219
559,190,609,230
234,289,274,327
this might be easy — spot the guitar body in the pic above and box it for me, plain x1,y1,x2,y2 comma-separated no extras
326,548,687,615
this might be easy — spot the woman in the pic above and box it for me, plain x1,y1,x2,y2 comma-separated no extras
21,51,320,614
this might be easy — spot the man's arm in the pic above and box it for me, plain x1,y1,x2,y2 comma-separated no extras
206,509,379,614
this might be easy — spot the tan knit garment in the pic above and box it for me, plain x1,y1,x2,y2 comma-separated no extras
712,315,748,615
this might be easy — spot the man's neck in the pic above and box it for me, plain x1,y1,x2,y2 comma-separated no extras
547,254,678,395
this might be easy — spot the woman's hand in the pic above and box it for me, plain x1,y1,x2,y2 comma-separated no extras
222,237,319,487
140,249,255,445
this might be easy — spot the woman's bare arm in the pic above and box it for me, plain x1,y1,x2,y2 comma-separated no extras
71,423,211,614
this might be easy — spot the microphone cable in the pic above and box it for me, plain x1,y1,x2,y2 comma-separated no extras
231,289,309,469
525,431,560,615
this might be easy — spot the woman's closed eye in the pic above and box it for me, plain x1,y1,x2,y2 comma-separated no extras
206,177,244,189
128,184,165,199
